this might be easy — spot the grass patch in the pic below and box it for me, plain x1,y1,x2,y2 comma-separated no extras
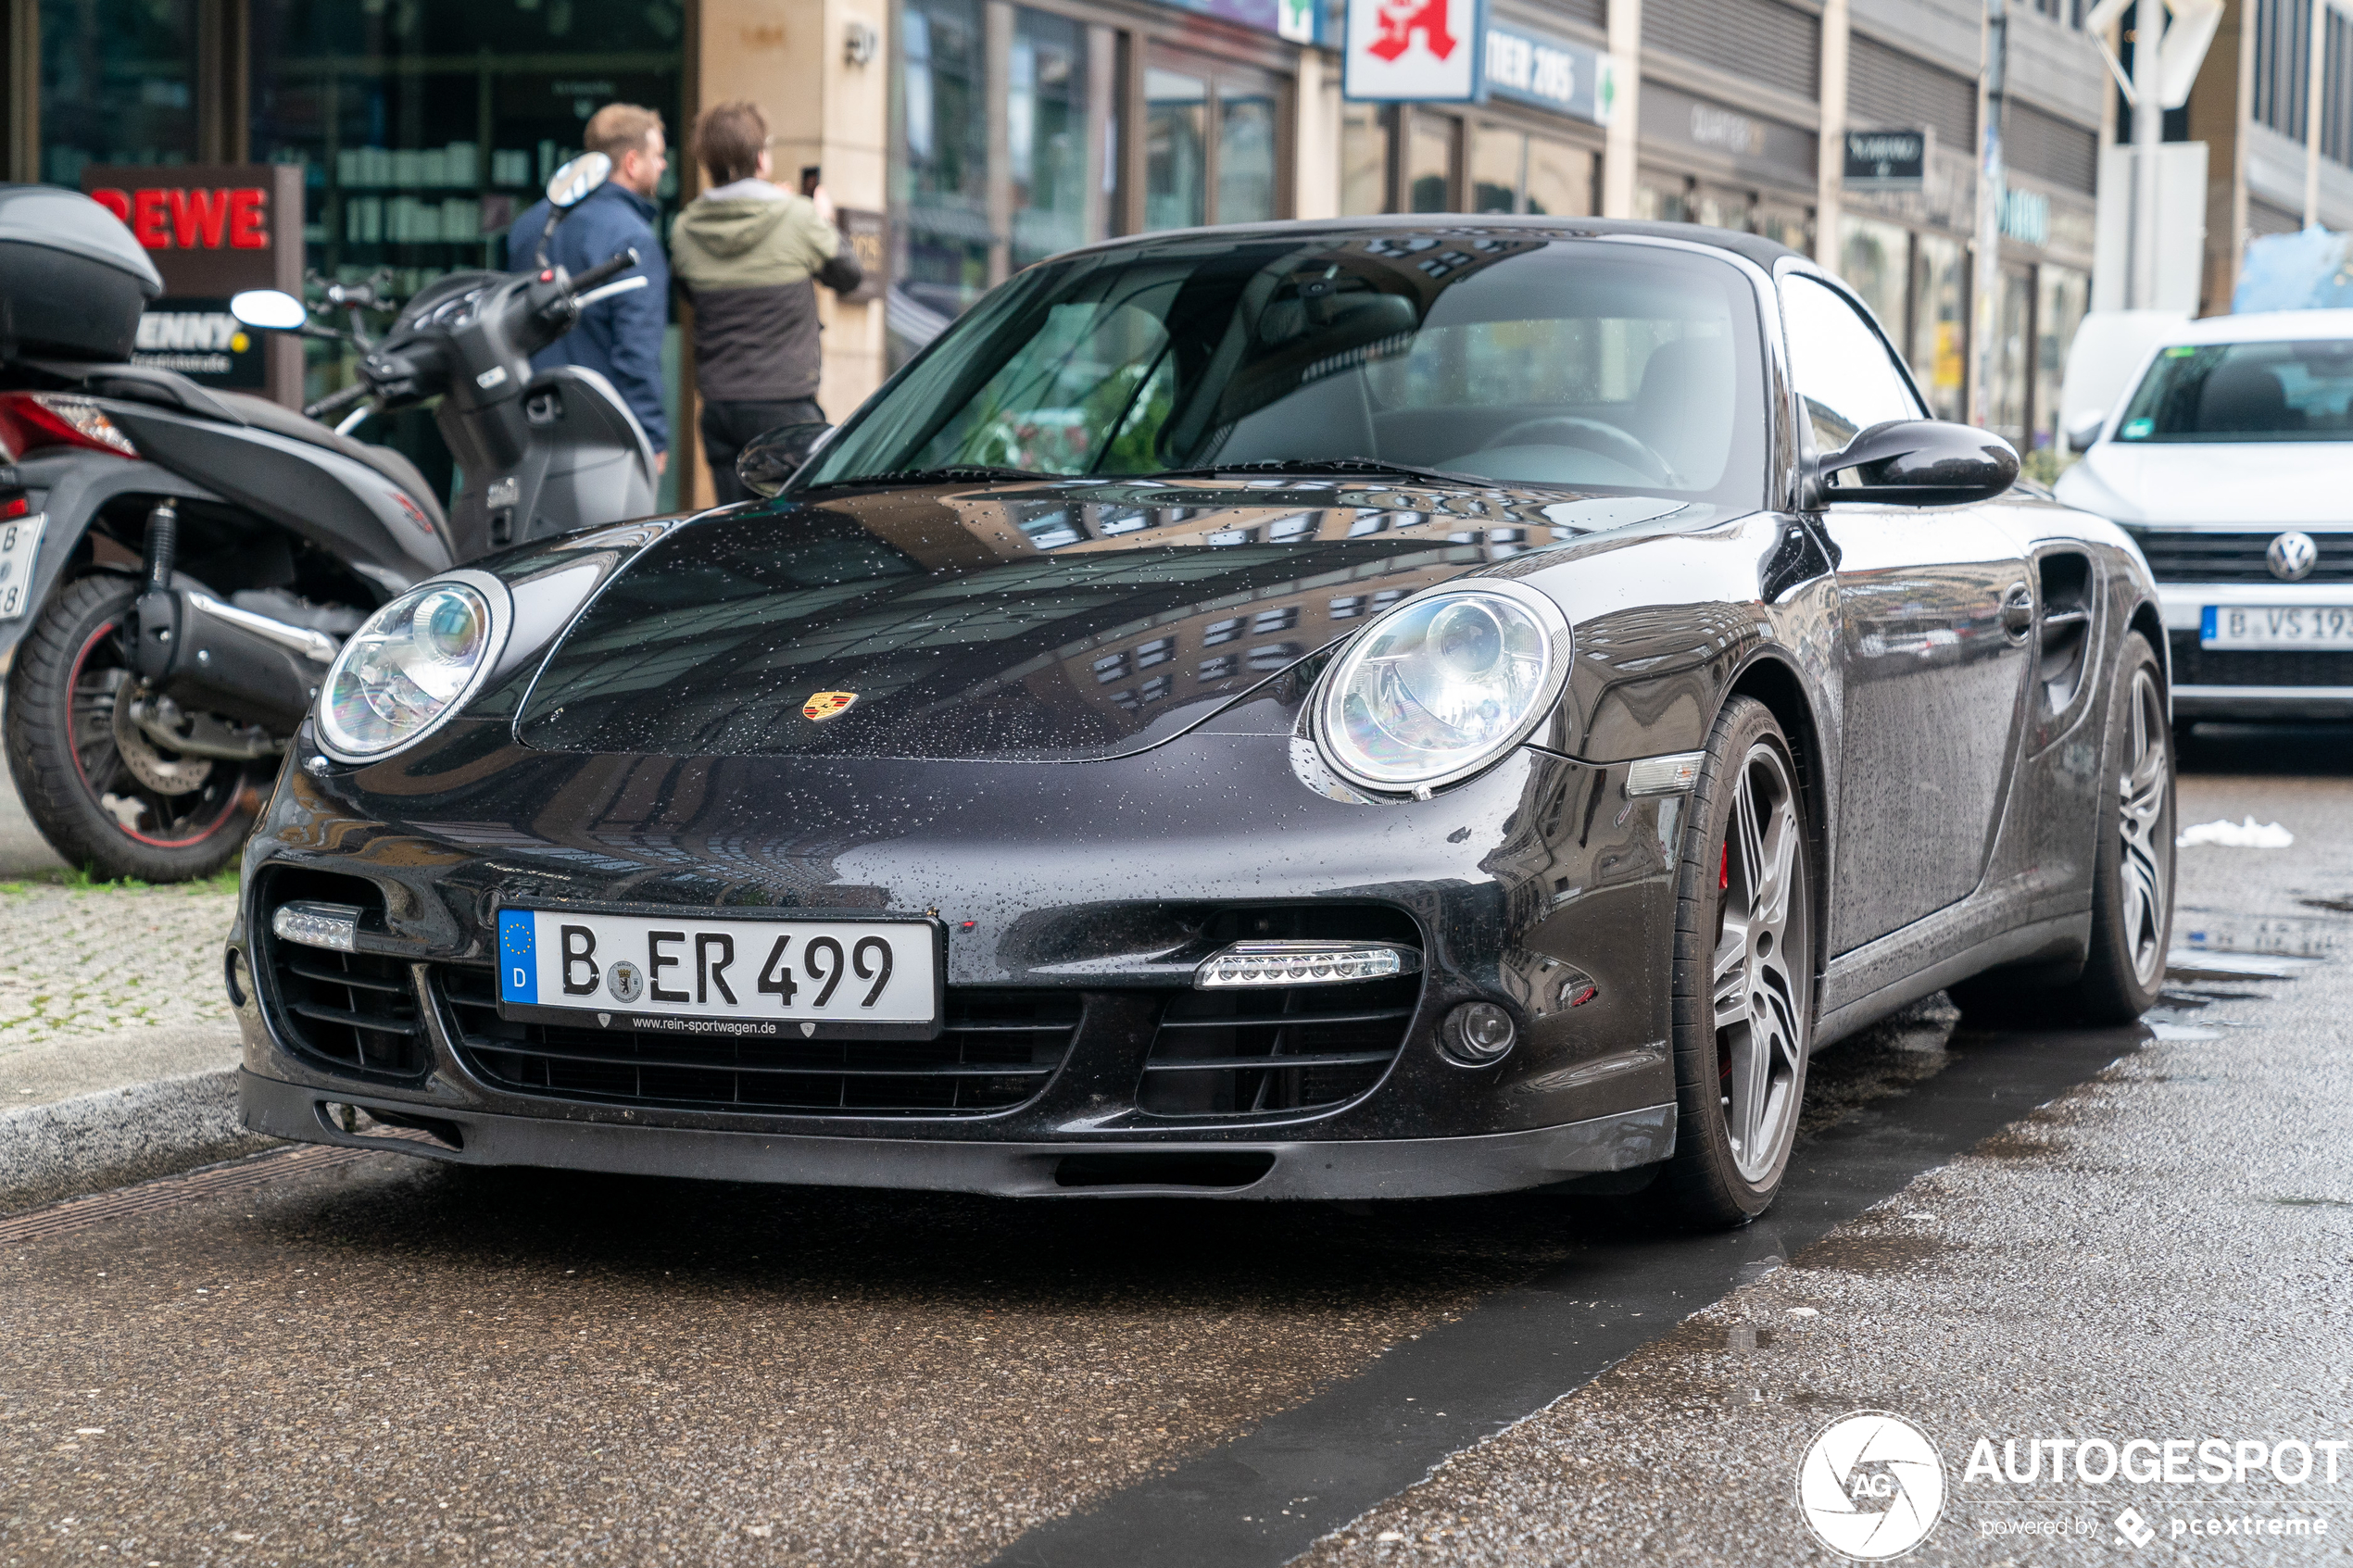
0,863,239,896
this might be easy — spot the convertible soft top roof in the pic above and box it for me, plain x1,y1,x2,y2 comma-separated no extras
1057,214,1810,272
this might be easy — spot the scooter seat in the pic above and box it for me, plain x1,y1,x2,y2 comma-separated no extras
214,392,449,536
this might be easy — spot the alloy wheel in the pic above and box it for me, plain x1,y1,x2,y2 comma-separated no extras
1712,739,1810,1185
2117,664,2171,988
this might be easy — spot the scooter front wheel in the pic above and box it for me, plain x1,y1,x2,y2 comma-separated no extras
5,574,267,883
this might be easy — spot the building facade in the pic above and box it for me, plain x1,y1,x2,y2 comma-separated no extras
6,0,2119,505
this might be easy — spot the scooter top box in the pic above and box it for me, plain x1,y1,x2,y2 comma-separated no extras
0,184,163,363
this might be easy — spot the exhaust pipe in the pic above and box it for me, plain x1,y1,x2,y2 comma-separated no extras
133,584,336,734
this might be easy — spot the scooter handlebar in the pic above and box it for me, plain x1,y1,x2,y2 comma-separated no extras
566,247,641,296
303,383,371,420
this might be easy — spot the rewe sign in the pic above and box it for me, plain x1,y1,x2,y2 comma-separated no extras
81,164,303,403
1344,0,1484,102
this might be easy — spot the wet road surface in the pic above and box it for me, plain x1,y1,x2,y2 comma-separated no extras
3,727,2348,1566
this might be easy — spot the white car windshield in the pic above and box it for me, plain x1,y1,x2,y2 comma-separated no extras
799,230,1768,506
2115,338,2353,443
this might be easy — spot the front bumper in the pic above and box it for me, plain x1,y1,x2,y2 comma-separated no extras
2158,583,2353,719
240,1068,1675,1199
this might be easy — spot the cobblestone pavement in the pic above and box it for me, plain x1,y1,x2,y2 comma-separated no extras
0,881,235,1046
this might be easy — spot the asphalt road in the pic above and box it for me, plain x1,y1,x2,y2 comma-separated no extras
3,725,2348,1567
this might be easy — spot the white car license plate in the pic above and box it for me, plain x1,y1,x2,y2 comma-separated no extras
496,908,942,1039
0,514,46,621
2201,606,2353,649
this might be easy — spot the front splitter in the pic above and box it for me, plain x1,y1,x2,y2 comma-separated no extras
238,1070,1675,1200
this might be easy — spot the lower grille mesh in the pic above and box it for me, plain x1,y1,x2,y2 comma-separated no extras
2170,633,2353,689
435,966,1080,1114
1139,974,1418,1117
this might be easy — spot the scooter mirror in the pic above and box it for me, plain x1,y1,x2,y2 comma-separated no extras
547,153,613,211
737,421,834,498
230,289,309,332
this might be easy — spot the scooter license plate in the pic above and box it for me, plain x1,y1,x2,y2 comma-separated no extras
0,515,45,621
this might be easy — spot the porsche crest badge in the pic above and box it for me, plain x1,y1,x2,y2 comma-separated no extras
802,691,859,721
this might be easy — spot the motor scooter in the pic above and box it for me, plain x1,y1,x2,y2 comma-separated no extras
0,156,658,880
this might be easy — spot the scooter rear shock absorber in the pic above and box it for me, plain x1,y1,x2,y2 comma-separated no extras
143,499,179,593
132,499,182,681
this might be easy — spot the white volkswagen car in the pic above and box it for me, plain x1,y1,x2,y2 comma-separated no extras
2057,308,2353,726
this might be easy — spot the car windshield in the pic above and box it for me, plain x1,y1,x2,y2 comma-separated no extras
798,229,1767,506
2115,338,2353,443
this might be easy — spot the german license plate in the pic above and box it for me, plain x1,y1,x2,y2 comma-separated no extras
0,514,46,621
496,908,942,1039
2201,606,2353,649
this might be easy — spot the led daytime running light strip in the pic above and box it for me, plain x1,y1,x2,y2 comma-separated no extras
1194,940,1422,989
271,900,362,952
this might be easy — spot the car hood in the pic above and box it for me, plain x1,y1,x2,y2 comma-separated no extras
511,478,1687,762
2056,439,2353,524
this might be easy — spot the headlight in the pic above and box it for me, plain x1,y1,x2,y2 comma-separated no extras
1313,581,1571,792
316,571,510,761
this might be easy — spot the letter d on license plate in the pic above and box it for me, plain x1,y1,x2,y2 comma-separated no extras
496,907,942,1039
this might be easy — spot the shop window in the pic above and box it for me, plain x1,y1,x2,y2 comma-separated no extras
1010,9,1091,269
247,0,686,504
1694,185,1753,233
38,0,199,185
1218,93,1279,223
1636,176,1692,222
1407,117,1453,212
1471,125,1523,213
1145,69,1209,231
1838,216,1909,345
898,0,994,332
1908,231,1968,421
2033,265,2089,458
1987,263,2033,446
1340,104,1390,215
1524,136,1593,217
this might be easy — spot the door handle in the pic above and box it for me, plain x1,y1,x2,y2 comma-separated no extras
2000,583,2034,638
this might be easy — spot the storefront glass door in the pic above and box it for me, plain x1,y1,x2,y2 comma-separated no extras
1143,51,1284,232
1143,68,1208,230
38,0,200,184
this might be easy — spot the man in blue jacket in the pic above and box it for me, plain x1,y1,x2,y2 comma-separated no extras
508,104,672,472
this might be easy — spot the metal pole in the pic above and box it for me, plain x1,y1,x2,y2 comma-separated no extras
1972,0,2007,429
2130,0,2165,306
2306,0,2327,227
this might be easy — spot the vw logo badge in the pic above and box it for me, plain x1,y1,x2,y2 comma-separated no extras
2269,530,2319,582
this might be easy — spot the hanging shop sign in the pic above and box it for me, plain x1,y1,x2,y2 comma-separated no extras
1482,26,1616,125
1344,0,1486,102
1843,129,1931,191
80,164,305,405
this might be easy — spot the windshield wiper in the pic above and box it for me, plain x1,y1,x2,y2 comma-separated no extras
1141,458,1509,487
799,463,1055,491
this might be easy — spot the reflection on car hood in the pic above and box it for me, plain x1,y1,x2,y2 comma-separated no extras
514,478,1685,761
2057,440,2353,525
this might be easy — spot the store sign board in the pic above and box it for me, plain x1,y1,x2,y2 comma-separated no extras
1843,129,1931,190
834,208,888,306
80,163,305,405
1344,0,1486,102
1482,27,1616,125
1640,81,1816,183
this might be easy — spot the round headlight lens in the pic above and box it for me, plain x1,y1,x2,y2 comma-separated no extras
1315,584,1568,791
317,578,505,760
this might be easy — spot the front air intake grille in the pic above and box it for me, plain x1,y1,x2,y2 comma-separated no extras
1139,974,1420,1118
435,966,1081,1115
2133,530,2353,584
258,871,426,1075
2170,633,2353,689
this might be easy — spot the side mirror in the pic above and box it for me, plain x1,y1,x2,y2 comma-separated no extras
1820,420,2019,507
736,421,835,498
230,289,308,332
2065,413,2104,454
546,152,612,211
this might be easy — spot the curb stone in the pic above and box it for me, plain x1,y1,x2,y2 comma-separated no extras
0,1069,279,1214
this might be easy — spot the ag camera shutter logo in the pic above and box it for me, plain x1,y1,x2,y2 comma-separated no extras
1797,1411,1946,1560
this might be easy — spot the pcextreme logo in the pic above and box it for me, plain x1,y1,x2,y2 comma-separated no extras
1798,1410,1947,1560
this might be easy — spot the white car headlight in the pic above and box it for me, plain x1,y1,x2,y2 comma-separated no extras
1313,581,1571,792
317,571,510,761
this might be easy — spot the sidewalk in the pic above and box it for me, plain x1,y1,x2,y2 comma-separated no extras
0,776,258,1210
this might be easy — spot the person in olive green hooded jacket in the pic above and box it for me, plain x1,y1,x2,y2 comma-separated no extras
673,100,864,502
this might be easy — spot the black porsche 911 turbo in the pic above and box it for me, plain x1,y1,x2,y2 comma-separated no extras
232,217,2172,1226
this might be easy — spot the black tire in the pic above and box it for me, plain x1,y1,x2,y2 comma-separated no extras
2057,633,2175,1022
1650,696,1816,1229
4,574,264,883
